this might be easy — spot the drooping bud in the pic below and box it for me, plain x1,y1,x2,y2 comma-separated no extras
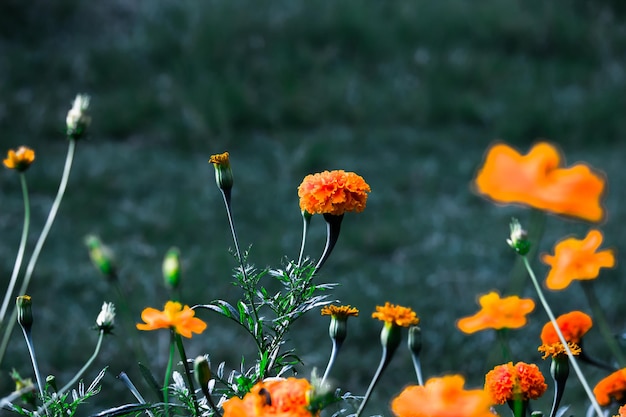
507,218,531,256
95,302,116,334
162,247,182,290
84,235,117,281
208,152,233,191
66,94,91,140
193,355,212,390
16,295,33,331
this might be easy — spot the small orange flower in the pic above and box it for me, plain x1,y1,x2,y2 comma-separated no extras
298,170,370,216
485,362,547,405
474,142,606,222
391,375,494,417
222,377,317,417
457,292,535,334
541,230,615,290
538,342,581,359
372,302,419,327
321,305,359,318
136,301,207,338
594,368,626,407
540,311,593,345
3,146,35,172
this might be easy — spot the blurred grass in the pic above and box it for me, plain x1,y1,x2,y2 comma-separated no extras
1,0,626,415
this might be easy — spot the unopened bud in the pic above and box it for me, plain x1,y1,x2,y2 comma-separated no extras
46,375,57,393
507,218,531,256
208,152,233,191
66,94,91,140
193,356,212,390
85,235,117,281
408,325,422,356
96,302,116,333
163,247,181,290
16,295,33,331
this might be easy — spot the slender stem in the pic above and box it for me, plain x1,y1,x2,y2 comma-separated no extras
21,328,47,415
198,379,222,417
496,329,511,362
321,339,342,386
297,212,311,268
410,353,424,386
580,281,626,367
164,331,176,417
313,214,343,274
550,376,566,417
355,346,393,417
0,174,31,326
522,257,603,417
0,139,76,366
174,334,200,416
112,281,148,366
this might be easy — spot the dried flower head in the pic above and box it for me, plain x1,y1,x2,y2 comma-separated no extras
474,142,606,222
540,311,593,345
3,146,35,172
372,302,419,327
136,301,207,338
594,368,626,407
484,362,547,404
96,302,115,333
298,170,370,215
541,229,615,290
391,375,494,417
457,292,535,334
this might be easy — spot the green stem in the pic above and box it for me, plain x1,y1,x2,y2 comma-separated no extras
112,281,148,366
21,328,47,416
522,257,603,417
496,329,512,362
164,331,176,417
0,139,76,366
355,346,394,417
0,173,31,326
313,214,343,274
321,338,342,386
580,281,626,367
296,212,311,268
174,334,200,416
410,352,424,386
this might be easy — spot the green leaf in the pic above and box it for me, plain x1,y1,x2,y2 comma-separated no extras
137,363,164,402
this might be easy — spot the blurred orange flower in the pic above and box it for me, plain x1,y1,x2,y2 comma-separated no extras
372,302,419,327
222,377,317,417
474,142,605,222
391,375,494,417
321,305,359,318
3,146,35,172
594,368,626,407
136,301,207,338
540,311,592,345
457,292,535,334
541,230,615,290
615,404,626,417
298,170,370,216
485,362,547,405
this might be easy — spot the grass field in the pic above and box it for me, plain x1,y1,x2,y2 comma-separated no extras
2,1,626,415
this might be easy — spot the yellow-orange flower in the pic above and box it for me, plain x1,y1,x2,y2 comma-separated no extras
136,301,207,338
614,404,626,417
538,342,581,359
372,302,419,327
3,146,35,172
321,305,359,318
457,292,535,334
540,311,592,345
594,368,626,407
298,170,370,216
474,142,606,222
391,375,494,417
541,230,615,290
485,362,547,405
222,377,317,417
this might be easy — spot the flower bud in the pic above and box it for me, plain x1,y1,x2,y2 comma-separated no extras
208,152,233,191
46,375,58,393
66,94,91,140
96,302,116,333
162,247,182,290
507,218,531,256
408,325,422,356
84,235,117,281
380,322,402,354
16,295,33,331
193,355,212,390
328,316,348,344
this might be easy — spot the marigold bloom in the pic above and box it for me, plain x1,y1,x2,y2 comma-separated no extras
136,301,207,338
391,375,494,417
538,342,581,359
372,302,419,327
457,292,535,334
485,362,547,404
541,229,615,290
298,170,370,216
3,146,35,172
540,311,592,345
594,368,626,407
321,305,359,318
222,377,317,417
474,142,606,222
615,404,626,417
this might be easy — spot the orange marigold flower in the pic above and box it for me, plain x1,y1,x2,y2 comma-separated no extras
136,301,207,338
298,170,370,216
485,362,547,405
540,311,593,345
321,305,359,318
541,230,615,291
222,377,317,417
615,404,626,417
3,146,35,172
538,342,581,359
457,292,535,334
372,302,419,327
474,142,606,222
391,375,494,417
594,369,626,407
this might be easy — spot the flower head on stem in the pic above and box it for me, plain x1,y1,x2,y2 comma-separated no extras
298,170,370,216
3,146,35,172
66,94,91,140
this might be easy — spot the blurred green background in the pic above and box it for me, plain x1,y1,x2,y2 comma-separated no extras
1,0,626,415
